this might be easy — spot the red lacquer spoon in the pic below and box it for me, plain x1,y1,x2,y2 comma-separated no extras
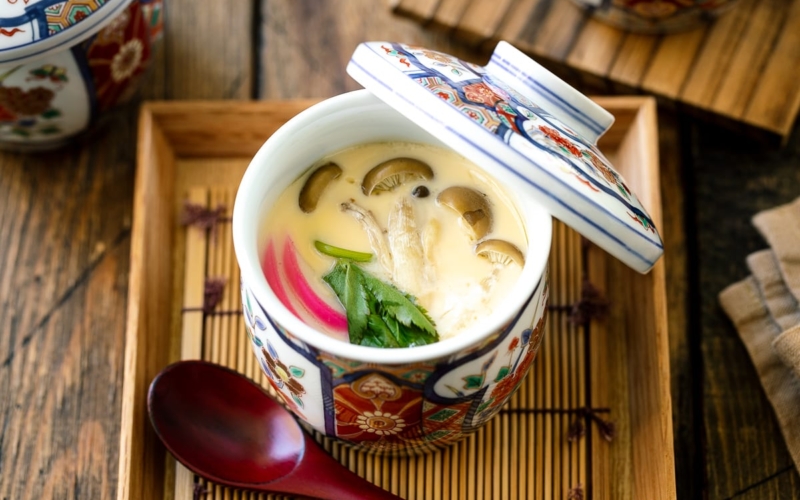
148,360,401,500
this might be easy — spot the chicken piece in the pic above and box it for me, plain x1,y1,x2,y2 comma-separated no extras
340,201,393,275
421,218,439,270
387,197,428,297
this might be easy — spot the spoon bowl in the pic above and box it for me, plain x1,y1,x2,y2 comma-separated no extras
148,360,401,499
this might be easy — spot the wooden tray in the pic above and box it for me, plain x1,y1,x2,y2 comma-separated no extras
117,98,674,500
392,0,800,142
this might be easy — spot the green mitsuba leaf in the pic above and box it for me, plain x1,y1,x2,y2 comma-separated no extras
323,260,439,348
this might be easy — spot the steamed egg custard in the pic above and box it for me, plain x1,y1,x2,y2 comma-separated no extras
261,141,528,347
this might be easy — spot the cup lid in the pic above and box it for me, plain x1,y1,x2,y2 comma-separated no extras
0,0,133,65
347,41,663,273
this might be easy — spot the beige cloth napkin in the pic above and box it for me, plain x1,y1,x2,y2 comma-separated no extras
719,278,800,472
718,196,800,473
775,325,800,383
752,197,800,304
746,250,800,380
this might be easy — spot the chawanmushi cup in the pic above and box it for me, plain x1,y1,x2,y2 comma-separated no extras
233,89,552,454
234,40,663,454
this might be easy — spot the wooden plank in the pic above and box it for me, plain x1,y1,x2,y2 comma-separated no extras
588,242,613,500
691,110,800,499
530,0,588,62
179,187,208,361
617,139,675,500
656,110,698,499
117,109,177,500
173,186,209,500
709,0,787,119
161,0,253,98
565,18,625,78
452,0,516,47
736,468,800,499
428,0,472,32
608,34,660,88
641,29,708,99
391,0,441,23
743,0,800,138
259,0,481,99
144,101,318,157
393,0,800,139
679,0,759,111
0,116,141,500
491,0,547,46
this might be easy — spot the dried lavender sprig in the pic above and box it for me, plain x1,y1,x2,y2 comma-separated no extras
193,481,208,500
181,201,229,236
568,483,584,500
203,277,227,314
566,407,615,443
568,278,610,325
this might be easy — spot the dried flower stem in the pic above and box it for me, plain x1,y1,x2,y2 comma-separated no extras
193,481,208,499
203,277,227,314
181,201,229,237
568,483,584,500
566,407,616,443
568,278,610,325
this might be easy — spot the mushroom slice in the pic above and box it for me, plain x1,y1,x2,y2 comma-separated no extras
298,162,342,213
362,158,434,196
475,239,525,267
437,186,492,240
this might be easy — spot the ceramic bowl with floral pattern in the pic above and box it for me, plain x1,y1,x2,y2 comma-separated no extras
233,41,663,454
0,0,162,150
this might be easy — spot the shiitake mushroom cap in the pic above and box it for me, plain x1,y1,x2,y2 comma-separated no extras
437,186,492,240
475,239,525,267
298,162,342,213
362,158,434,196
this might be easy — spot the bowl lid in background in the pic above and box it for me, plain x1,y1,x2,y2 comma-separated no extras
0,0,133,66
347,41,663,273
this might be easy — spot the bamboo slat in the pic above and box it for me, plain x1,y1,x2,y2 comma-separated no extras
118,98,672,500
392,0,800,141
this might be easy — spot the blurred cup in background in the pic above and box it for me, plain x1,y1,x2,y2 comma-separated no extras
569,0,740,34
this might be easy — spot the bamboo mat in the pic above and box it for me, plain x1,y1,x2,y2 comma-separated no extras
169,182,614,500
391,0,800,141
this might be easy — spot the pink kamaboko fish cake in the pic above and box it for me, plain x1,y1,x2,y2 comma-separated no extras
261,141,528,348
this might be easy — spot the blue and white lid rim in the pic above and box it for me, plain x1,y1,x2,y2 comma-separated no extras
347,40,663,273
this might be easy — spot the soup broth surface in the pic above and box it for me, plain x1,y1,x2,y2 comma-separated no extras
261,141,528,342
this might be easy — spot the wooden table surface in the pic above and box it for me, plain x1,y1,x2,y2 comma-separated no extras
0,1,798,498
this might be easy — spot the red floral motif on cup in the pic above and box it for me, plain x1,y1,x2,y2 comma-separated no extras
333,373,424,445
483,315,547,415
86,1,151,111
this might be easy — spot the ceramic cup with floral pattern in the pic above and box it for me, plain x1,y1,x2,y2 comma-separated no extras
570,0,739,33
233,89,553,455
0,0,163,150
234,38,661,454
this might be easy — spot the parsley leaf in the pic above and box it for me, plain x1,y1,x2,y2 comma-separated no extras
323,260,438,348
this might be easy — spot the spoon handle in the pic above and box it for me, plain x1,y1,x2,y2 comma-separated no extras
274,434,403,500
